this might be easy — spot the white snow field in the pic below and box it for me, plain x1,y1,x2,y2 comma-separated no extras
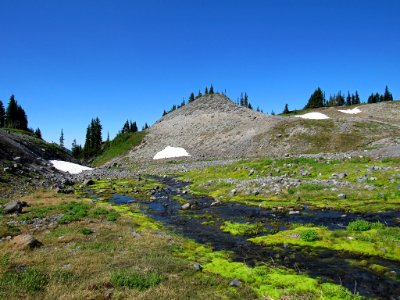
50,160,93,174
153,146,190,160
295,112,330,120
337,107,362,114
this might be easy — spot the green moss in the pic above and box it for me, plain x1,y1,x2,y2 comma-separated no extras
220,221,265,236
250,226,400,261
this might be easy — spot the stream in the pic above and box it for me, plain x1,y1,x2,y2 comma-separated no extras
97,176,400,298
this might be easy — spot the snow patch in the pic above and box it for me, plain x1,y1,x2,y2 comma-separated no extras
295,112,330,120
153,146,190,160
338,107,362,114
50,160,93,174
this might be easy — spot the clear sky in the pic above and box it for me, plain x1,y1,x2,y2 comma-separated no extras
0,0,399,148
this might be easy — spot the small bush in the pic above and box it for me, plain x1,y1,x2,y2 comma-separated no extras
300,229,319,242
80,227,94,235
106,211,120,222
346,220,371,232
59,202,90,224
110,269,164,290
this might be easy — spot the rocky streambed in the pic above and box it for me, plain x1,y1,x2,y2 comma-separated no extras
82,175,400,299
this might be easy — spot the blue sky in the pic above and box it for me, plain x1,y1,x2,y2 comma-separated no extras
0,0,399,148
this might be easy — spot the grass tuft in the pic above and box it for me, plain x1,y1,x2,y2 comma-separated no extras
110,269,164,290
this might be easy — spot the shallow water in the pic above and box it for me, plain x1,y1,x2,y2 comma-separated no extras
107,175,400,298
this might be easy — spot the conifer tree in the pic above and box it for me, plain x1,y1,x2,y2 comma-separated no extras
209,85,214,94
5,95,28,130
282,104,290,114
0,100,4,128
5,95,18,128
34,128,42,139
304,87,325,109
383,85,393,101
353,91,361,105
205,87,209,95
197,90,202,98
189,92,195,103
59,129,64,148
130,121,138,133
162,110,167,116
346,92,352,106
271,110,275,115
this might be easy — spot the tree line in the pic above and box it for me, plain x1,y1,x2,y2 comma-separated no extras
0,95,42,139
302,86,393,110
71,117,149,159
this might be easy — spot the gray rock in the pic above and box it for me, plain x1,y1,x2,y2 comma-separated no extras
10,234,42,250
193,263,203,271
288,210,300,215
230,189,237,196
3,201,28,214
229,279,242,287
249,169,255,176
181,203,191,210
337,194,347,199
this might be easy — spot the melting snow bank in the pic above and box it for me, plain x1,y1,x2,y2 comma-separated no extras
50,160,93,174
153,146,190,160
295,112,330,120
338,107,362,114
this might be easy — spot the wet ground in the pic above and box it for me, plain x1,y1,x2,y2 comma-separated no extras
91,176,400,299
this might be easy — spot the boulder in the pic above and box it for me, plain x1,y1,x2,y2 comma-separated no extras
10,234,43,250
181,203,191,210
337,194,347,199
229,279,242,287
3,201,28,214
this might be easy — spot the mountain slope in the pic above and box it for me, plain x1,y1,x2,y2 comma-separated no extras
120,95,400,163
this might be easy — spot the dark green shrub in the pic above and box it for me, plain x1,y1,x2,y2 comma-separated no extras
346,220,371,231
300,229,319,241
80,227,93,235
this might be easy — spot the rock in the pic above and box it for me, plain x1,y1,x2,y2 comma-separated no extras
331,173,347,179
83,179,95,186
229,279,242,287
181,203,191,210
288,210,300,215
210,200,221,207
3,201,28,214
289,233,300,239
193,263,203,271
131,231,142,238
3,167,11,172
10,234,42,250
337,194,347,199
230,189,237,196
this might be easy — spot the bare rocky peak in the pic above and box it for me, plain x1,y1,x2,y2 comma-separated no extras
159,93,248,121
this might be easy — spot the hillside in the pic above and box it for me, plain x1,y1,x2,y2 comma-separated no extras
119,95,400,163
0,129,77,197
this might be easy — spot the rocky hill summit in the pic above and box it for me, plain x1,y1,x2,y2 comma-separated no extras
126,94,282,161
121,94,400,163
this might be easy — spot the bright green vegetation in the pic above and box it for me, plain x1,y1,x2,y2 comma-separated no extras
220,221,265,236
110,269,164,290
250,223,400,262
180,157,400,213
180,243,362,299
92,131,145,166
